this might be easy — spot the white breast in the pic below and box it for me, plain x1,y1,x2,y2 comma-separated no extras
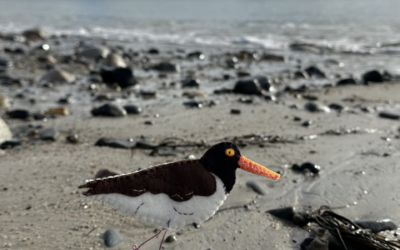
93,174,227,230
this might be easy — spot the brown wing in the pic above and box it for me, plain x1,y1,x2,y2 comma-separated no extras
78,159,216,202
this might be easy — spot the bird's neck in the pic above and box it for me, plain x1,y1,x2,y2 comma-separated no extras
199,158,236,194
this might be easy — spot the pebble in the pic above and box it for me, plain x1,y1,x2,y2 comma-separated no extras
101,53,127,68
267,207,295,221
148,48,159,54
0,140,22,149
181,79,200,88
77,45,110,59
304,102,330,113
328,103,344,111
165,235,177,243
355,219,398,233
245,180,268,195
192,223,201,229
66,134,79,144
95,169,121,178
362,70,384,84
0,94,10,109
91,103,127,117
233,75,273,95
123,105,142,114
292,162,320,174
100,67,137,89
95,137,135,149
103,229,124,248
22,28,48,41
187,51,205,60
379,111,400,120
40,128,59,141
337,78,357,85
230,109,241,115
144,120,154,125
46,107,69,116
7,109,30,119
301,120,313,127
40,69,75,84
305,66,326,78
150,62,180,72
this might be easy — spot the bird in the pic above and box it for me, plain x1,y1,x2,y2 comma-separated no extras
79,142,280,249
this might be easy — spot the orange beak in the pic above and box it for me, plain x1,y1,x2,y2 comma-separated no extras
238,156,280,180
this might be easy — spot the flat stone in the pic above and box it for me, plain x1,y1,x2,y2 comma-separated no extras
379,111,400,120
40,128,59,141
91,103,127,117
245,180,268,195
95,137,135,149
40,69,75,84
103,229,124,248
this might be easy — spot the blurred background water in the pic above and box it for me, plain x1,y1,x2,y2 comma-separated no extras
1,0,400,52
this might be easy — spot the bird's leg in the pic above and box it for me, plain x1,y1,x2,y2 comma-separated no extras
132,229,165,250
158,229,168,250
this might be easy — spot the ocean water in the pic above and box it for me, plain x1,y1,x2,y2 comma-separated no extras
1,0,400,52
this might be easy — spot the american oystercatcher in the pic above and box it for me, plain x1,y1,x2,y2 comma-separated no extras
79,142,280,249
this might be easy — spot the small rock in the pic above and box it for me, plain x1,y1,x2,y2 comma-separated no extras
305,66,326,78
150,62,180,73
192,223,201,229
95,169,121,178
293,116,302,121
362,70,384,84
40,69,75,84
187,51,205,60
328,103,344,111
7,109,30,119
22,28,48,41
181,79,200,88
103,229,124,248
304,102,330,113
237,70,251,77
355,219,398,233
95,137,135,149
292,162,320,174
0,94,10,109
379,111,400,120
66,134,79,144
164,235,177,243
337,78,357,85
144,121,154,125
182,91,207,98
40,128,59,141
123,105,142,114
246,180,268,195
0,140,22,149
225,57,238,69
301,120,313,127
46,107,69,116
100,67,137,89
101,53,127,68
261,53,285,61
91,103,127,117
77,45,110,59
233,76,273,96
230,109,241,115
147,48,159,54
267,207,295,221
140,90,157,99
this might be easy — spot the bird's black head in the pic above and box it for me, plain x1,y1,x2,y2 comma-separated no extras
200,142,242,193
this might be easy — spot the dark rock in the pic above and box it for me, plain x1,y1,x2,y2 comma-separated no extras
329,103,344,111
187,51,205,60
149,62,180,72
305,66,326,78
95,137,135,149
214,88,233,94
91,103,127,117
4,47,27,55
123,105,142,114
245,180,267,195
301,120,313,127
362,70,384,84
355,219,398,233
237,70,251,77
230,109,241,115
292,71,309,79
379,111,400,120
192,223,201,229
7,109,30,119
95,169,120,179
66,134,79,144
181,79,200,88
100,67,137,88
103,229,124,248
147,48,159,54
140,90,157,99
233,76,273,95
32,113,48,120
293,116,302,121
40,128,59,141
267,207,295,221
183,100,216,109
304,102,330,113
261,53,285,61
292,162,320,174
164,235,177,243
144,121,154,125
40,69,75,84
238,97,254,104
337,78,357,85
22,28,48,41
0,140,23,149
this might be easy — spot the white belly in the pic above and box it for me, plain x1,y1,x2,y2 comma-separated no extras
93,174,227,230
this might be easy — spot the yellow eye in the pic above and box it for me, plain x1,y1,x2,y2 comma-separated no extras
225,148,235,157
